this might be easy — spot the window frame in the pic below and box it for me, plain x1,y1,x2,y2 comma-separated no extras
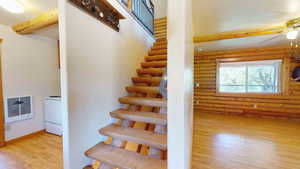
216,55,288,97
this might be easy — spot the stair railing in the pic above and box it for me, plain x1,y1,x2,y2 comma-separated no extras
131,0,154,35
159,68,167,98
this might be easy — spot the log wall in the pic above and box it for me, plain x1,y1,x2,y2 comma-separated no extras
194,46,300,118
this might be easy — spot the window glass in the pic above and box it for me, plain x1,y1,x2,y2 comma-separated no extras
218,60,281,93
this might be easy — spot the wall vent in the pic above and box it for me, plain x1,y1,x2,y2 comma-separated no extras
5,96,33,123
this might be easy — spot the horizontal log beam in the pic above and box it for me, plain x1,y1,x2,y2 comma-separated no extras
12,9,58,35
194,26,287,43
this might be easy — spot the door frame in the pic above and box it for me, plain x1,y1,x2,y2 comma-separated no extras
0,38,5,147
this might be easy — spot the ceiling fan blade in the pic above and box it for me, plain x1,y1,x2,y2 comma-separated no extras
259,34,283,45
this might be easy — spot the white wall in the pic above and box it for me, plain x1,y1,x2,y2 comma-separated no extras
152,0,167,18
58,0,155,168
167,0,194,168
0,25,60,141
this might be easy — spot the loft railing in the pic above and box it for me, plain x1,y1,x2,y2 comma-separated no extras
120,0,154,35
131,0,154,35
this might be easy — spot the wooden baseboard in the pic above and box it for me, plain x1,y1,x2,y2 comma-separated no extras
195,109,300,120
5,130,46,145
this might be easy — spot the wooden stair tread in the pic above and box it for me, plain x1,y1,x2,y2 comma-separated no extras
145,55,167,61
110,109,167,125
85,142,167,169
141,61,167,68
154,41,167,46
132,77,162,85
149,49,167,56
154,17,167,22
137,68,165,76
126,86,160,94
119,96,167,107
155,29,167,33
156,33,167,36
152,45,167,50
100,124,167,150
155,28,167,32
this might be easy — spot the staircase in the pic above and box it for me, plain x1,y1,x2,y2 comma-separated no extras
84,17,168,169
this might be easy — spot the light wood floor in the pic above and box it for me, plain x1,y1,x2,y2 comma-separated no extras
192,112,300,169
0,132,63,169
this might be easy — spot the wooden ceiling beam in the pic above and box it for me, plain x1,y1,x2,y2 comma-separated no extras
193,25,288,43
12,8,58,35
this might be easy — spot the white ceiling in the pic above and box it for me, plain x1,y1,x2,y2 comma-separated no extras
0,0,58,39
193,0,300,51
0,0,300,45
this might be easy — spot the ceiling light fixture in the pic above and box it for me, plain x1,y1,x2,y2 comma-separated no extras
287,30,298,40
0,0,24,14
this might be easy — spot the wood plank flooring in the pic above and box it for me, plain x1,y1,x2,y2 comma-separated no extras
192,112,300,169
0,132,63,169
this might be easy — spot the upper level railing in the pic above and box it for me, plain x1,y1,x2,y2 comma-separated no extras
121,0,155,35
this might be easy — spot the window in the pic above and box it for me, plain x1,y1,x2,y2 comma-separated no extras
217,60,282,93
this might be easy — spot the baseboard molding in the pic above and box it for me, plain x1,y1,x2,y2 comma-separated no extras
195,109,300,120
5,130,46,145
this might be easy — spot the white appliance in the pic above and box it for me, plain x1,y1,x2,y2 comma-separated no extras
44,96,63,136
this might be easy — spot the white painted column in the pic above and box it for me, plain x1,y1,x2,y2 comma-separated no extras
167,0,194,168
58,1,70,169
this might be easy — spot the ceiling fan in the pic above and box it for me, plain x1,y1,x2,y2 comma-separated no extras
286,18,300,61
260,17,300,60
